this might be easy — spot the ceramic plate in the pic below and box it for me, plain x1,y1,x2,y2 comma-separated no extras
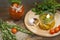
24,10,60,37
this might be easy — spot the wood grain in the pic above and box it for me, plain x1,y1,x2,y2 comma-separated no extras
0,0,60,40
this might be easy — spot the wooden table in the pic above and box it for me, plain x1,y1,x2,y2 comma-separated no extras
0,0,60,40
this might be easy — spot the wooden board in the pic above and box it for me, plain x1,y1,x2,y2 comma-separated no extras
24,10,60,37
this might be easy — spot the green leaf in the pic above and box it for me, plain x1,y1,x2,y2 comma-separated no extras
0,19,33,40
8,0,21,4
32,0,60,15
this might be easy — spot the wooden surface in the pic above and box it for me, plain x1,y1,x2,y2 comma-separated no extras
0,0,60,40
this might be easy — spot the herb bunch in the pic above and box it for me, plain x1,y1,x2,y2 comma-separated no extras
9,0,21,4
32,0,60,15
0,20,32,40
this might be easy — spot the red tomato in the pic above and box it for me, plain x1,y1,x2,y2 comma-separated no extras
11,28,18,34
58,25,60,30
49,29,55,34
54,27,60,33
9,3,24,20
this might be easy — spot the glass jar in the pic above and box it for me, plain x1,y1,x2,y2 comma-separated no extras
39,12,55,30
9,0,24,20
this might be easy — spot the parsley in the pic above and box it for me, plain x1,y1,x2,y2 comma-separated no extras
32,0,60,15
9,0,21,4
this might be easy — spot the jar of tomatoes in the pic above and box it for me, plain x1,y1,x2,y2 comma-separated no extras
9,0,24,20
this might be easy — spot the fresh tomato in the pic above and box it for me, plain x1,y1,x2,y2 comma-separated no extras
11,28,18,34
54,27,60,33
49,29,55,34
9,3,24,20
58,25,60,30
49,25,60,34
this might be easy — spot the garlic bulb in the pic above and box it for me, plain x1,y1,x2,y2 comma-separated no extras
29,18,35,26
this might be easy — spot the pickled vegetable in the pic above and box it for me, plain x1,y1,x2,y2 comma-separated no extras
39,13,55,30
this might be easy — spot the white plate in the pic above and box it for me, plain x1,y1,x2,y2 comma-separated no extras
24,10,60,37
